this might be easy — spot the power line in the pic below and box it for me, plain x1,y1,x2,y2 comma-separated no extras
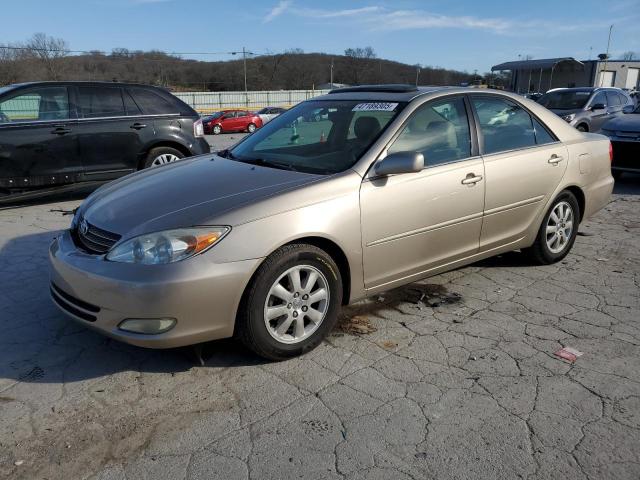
0,45,264,57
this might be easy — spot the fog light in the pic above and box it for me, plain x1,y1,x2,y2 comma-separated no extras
118,318,176,334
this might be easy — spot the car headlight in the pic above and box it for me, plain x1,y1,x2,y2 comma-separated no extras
562,114,575,122
106,227,230,264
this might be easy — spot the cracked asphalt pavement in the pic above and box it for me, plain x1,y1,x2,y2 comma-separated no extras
1,174,639,480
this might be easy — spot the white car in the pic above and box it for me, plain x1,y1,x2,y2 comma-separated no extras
256,106,287,124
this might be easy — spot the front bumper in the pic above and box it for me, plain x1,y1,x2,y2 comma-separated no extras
48,230,260,348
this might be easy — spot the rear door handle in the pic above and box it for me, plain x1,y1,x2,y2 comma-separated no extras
548,154,564,165
130,123,147,130
461,173,483,185
51,126,71,135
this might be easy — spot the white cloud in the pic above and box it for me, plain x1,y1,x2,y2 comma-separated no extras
281,5,606,37
264,0,292,23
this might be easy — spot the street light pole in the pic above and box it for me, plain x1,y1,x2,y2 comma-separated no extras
243,46,248,94
415,66,421,86
330,58,334,86
600,25,613,87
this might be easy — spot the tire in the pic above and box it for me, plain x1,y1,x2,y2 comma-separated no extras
524,190,580,265
212,124,222,135
236,243,343,360
576,124,588,132
142,146,185,169
247,123,256,133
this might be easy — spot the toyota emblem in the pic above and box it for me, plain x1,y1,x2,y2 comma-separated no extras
79,219,89,236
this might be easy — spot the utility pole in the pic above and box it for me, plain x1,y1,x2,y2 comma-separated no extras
330,58,334,86
600,25,613,87
242,46,248,94
415,66,421,86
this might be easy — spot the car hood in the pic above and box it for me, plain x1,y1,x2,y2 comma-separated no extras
79,155,324,238
603,114,640,132
549,108,583,117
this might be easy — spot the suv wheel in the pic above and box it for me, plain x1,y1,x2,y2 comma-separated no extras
212,124,222,135
524,191,580,265
236,243,343,360
143,147,184,169
247,123,256,133
576,124,588,132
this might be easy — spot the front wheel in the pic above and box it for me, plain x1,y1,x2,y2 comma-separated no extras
247,123,256,133
212,124,222,135
236,243,343,360
524,191,580,264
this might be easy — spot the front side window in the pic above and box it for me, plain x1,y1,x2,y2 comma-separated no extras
472,97,536,154
0,86,69,123
388,97,471,167
538,90,592,110
590,92,607,108
78,86,125,118
228,100,404,174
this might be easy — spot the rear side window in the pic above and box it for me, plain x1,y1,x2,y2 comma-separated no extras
78,86,125,118
123,91,142,115
532,118,556,145
128,88,177,115
606,91,621,106
472,97,536,154
0,86,69,122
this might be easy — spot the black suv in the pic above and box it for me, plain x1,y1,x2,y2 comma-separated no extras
0,81,210,202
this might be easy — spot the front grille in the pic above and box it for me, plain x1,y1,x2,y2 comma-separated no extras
75,219,121,254
50,283,100,322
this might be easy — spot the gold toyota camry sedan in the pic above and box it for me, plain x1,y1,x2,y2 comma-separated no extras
49,85,614,359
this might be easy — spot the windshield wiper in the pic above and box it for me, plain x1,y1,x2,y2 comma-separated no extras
234,157,300,172
216,149,235,159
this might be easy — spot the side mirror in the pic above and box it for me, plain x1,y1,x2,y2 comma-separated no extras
374,151,424,177
591,103,606,111
622,105,635,114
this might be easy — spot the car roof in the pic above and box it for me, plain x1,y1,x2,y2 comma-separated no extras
1,81,172,92
314,85,465,102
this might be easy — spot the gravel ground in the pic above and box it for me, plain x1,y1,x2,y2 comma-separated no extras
0,171,639,480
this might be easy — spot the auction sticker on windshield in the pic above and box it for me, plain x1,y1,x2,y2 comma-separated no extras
352,102,399,112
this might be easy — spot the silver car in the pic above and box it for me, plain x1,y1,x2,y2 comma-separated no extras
537,87,633,133
50,85,614,359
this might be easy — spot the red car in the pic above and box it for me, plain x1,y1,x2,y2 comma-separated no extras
202,110,263,135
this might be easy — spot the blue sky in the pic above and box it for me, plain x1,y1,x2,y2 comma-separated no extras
2,0,639,73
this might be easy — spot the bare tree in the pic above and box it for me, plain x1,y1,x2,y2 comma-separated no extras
622,51,637,61
24,33,69,80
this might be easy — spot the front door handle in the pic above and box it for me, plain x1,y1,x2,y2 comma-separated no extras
51,126,71,135
548,154,564,165
130,123,147,130
461,173,483,185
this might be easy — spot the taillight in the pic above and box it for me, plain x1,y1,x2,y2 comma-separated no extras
194,118,204,138
609,141,613,164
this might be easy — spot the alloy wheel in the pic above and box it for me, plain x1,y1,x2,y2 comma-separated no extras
151,153,180,167
263,265,330,344
546,201,574,254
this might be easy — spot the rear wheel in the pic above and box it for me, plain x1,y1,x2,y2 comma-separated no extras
524,191,580,264
143,147,184,169
212,124,222,135
576,124,588,132
247,123,256,133
236,243,343,360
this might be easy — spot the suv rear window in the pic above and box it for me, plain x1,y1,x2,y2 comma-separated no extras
128,88,177,115
78,86,125,118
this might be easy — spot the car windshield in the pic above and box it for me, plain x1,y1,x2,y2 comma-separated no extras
256,108,269,114
538,90,592,110
207,111,224,119
228,99,405,174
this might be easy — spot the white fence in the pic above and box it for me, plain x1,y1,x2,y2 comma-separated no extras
174,89,331,113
